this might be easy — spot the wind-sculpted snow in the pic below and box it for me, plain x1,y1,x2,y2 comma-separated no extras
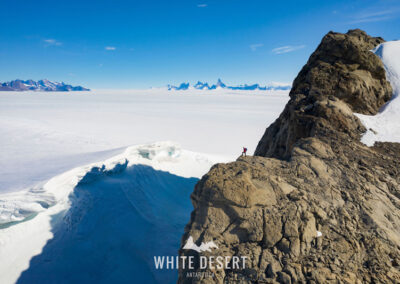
356,41,400,145
0,89,289,193
0,142,228,284
17,165,195,283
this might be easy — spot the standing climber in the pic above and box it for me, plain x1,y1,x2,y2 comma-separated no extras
242,147,247,157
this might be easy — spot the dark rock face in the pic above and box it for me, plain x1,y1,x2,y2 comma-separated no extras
292,29,390,114
255,29,392,159
178,30,400,283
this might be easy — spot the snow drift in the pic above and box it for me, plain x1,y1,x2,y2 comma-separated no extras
356,40,400,145
0,142,228,284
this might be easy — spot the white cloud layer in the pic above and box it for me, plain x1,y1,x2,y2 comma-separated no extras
43,39,62,46
105,46,116,51
250,43,264,51
350,9,398,24
272,45,305,54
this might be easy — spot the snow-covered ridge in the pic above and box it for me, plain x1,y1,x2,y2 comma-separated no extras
0,79,90,92
0,141,225,226
0,141,228,283
168,79,291,91
355,40,400,146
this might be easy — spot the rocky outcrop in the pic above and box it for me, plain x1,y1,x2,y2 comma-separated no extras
178,30,400,283
255,29,392,159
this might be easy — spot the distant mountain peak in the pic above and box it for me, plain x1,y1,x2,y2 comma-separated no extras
0,79,90,92
168,79,291,91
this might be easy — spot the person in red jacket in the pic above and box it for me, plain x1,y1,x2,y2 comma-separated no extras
242,147,247,157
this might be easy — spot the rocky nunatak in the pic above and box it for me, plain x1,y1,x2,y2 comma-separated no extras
178,29,400,283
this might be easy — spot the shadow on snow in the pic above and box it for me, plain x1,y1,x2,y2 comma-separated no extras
17,162,197,284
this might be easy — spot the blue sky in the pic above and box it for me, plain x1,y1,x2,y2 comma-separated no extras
0,0,399,89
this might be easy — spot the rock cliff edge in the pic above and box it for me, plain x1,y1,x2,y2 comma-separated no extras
178,30,400,284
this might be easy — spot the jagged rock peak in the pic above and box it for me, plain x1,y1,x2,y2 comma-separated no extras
254,29,392,159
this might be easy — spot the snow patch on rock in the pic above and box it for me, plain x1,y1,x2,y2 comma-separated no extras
356,41,400,145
